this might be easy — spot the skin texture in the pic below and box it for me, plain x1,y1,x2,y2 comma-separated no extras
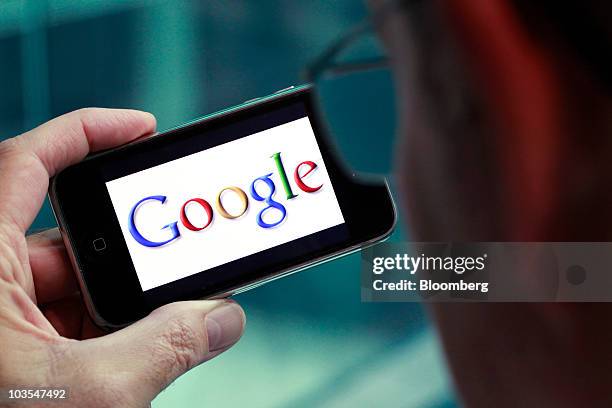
0,108,246,407
373,0,612,406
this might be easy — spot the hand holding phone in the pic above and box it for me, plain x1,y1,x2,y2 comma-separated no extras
0,108,245,407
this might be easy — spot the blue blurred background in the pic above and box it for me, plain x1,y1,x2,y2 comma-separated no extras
0,1,456,406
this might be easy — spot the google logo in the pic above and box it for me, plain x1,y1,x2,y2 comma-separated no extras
128,152,323,248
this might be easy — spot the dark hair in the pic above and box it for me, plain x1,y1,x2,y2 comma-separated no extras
512,1,612,92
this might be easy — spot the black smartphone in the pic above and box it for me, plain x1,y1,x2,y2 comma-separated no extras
49,85,396,329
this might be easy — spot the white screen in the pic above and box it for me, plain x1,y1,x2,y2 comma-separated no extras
105,117,345,291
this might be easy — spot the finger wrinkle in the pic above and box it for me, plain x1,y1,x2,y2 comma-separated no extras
78,108,106,152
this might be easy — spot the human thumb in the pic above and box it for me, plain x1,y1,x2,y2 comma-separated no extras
74,300,245,406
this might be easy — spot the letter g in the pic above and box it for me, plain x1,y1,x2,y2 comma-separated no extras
250,174,287,228
128,195,180,247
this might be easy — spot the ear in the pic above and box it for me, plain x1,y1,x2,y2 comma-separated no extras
442,0,564,240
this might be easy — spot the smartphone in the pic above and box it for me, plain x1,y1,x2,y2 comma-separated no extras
49,84,396,329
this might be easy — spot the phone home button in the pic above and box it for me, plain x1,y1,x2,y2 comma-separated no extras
92,237,106,252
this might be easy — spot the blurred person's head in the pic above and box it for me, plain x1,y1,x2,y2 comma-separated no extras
372,4,612,407
375,0,612,241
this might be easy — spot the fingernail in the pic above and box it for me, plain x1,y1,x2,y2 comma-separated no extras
205,303,245,352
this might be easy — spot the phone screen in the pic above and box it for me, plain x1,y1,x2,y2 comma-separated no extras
105,115,345,291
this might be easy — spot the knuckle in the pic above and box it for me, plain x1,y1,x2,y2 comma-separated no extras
0,138,21,159
73,108,100,136
0,127,51,177
152,316,204,376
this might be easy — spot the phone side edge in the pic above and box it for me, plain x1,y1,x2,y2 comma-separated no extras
48,179,120,331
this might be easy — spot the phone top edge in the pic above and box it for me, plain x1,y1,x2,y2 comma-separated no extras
162,84,312,134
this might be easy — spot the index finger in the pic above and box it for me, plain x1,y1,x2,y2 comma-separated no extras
0,108,156,232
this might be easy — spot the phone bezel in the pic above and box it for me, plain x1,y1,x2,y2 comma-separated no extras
49,85,396,329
